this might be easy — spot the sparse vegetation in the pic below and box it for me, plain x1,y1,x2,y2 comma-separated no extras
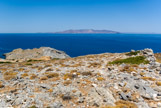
97,77,105,81
40,76,48,80
25,63,32,66
30,74,37,79
103,100,137,108
126,51,140,56
63,80,72,86
28,105,38,108
27,59,42,62
3,72,18,80
0,61,12,64
0,81,4,88
121,65,136,73
63,73,76,80
46,72,59,78
141,77,156,81
21,73,29,78
46,68,53,71
109,56,149,65
82,71,92,76
156,81,161,86
61,94,72,101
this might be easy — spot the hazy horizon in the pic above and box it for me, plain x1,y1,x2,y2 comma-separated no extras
0,0,161,33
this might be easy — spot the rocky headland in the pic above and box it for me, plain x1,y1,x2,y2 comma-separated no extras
54,29,120,34
0,48,161,108
3,47,70,62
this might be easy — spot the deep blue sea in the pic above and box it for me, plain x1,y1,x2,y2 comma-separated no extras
0,33,161,58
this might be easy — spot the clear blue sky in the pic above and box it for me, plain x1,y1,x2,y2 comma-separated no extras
0,0,161,33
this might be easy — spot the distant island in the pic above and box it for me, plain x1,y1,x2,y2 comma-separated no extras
53,29,120,34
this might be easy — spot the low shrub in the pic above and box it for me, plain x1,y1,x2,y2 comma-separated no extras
46,73,59,78
82,71,92,76
126,51,140,56
0,61,11,64
109,56,149,65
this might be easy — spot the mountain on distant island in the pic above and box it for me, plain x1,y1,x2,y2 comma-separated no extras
54,29,120,34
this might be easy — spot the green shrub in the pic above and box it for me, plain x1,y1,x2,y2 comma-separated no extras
126,51,140,56
27,60,42,62
28,105,37,108
0,61,11,64
25,63,32,65
109,56,149,65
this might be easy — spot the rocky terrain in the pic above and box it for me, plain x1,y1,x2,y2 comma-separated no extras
0,48,161,108
3,47,70,62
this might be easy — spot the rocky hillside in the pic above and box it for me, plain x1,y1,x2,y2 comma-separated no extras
54,29,120,34
0,48,161,108
4,47,70,62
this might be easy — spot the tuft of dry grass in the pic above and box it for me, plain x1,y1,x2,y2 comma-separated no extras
40,76,48,80
63,73,75,80
21,73,29,78
0,81,4,88
30,74,37,79
46,68,53,71
63,80,72,86
140,72,145,76
156,81,161,86
82,71,92,76
102,100,137,108
88,62,101,68
121,65,136,73
141,77,156,81
97,77,105,81
3,72,18,80
46,72,59,78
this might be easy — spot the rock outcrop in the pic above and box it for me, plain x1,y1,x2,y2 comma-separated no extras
4,47,70,61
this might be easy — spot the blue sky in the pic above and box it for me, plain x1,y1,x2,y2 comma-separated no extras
0,0,161,33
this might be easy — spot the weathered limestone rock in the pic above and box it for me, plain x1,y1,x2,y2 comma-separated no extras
4,47,70,61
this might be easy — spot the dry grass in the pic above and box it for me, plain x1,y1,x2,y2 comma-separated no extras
40,76,48,80
121,65,136,73
46,68,53,71
141,77,156,81
30,74,37,79
140,72,145,76
63,80,72,86
21,73,29,78
82,71,92,76
155,53,161,63
63,73,75,80
0,81,4,88
3,71,18,80
103,100,138,108
45,72,59,78
156,81,161,86
88,62,101,68
97,77,105,81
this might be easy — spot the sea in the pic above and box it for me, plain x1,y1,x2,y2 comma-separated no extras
0,33,161,58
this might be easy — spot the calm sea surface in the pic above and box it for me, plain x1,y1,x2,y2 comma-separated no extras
0,33,161,58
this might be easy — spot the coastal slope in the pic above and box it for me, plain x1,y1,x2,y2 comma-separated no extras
0,48,161,108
